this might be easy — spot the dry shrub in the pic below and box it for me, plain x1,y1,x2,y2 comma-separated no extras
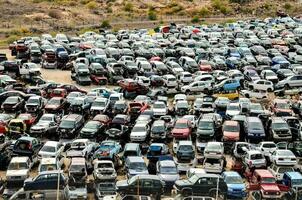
48,9,62,19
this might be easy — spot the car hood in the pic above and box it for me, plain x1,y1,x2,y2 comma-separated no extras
38,151,57,157
45,104,59,109
224,131,239,138
175,179,191,187
6,169,29,177
261,184,280,191
228,183,245,190
81,128,96,133
159,174,179,182
131,131,147,136
116,180,128,188
91,106,106,110
172,128,189,133
66,149,84,157
128,169,148,175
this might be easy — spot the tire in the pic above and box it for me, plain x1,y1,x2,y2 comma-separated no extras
185,90,190,95
267,88,272,92
245,93,250,98
285,84,290,89
209,190,217,198
249,85,254,90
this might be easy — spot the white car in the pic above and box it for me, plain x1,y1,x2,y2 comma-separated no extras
66,92,85,104
162,74,178,88
130,122,149,142
203,157,224,174
152,101,168,117
38,157,62,174
240,89,268,99
269,150,297,166
173,94,187,105
260,70,278,83
135,76,150,87
93,160,117,181
244,150,266,168
90,97,109,114
6,157,32,182
258,141,277,157
181,81,212,94
66,139,97,158
183,115,197,128
38,141,64,160
226,103,241,118
248,79,274,92
204,142,224,158
268,163,295,181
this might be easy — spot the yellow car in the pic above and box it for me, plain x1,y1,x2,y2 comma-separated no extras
213,90,239,100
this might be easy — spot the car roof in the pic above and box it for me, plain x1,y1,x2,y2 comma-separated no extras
159,160,175,167
223,120,239,126
285,172,302,180
255,169,274,178
44,141,59,147
179,141,193,145
11,156,29,163
40,157,57,164
127,156,145,162
223,171,240,177
71,157,86,165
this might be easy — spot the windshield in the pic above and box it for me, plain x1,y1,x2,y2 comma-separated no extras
225,176,243,184
27,98,39,104
179,145,193,151
152,125,165,132
40,164,57,172
199,121,213,130
262,177,276,184
48,98,60,105
277,103,290,109
70,164,85,172
129,162,146,170
228,105,240,110
224,125,239,132
272,122,288,130
132,126,146,132
160,166,177,174
60,120,74,128
249,122,263,130
154,103,165,109
175,122,188,129
278,167,294,173
189,174,200,184
40,116,53,121
97,163,112,168
92,101,106,107
250,104,262,110
8,162,28,170
251,154,264,160
85,122,99,129
41,145,56,152
71,142,86,150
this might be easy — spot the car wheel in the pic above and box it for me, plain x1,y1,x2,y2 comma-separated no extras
185,90,190,95
267,88,272,92
285,84,290,89
209,190,217,198
245,93,250,98
249,85,254,90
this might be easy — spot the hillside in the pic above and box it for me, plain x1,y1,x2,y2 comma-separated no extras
0,0,301,45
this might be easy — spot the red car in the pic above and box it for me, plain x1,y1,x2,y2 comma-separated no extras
93,114,111,126
171,118,192,139
129,102,148,115
270,99,293,116
49,88,68,98
198,60,212,72
90,75,108,85
57,84,87,94
17,113,36,128
248,169,288,199
45,97,67,114
118,79,148,94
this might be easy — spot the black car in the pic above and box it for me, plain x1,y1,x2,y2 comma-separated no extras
174,173,227,198
12,136,41,161
80,120,106,141
116,175,164,199
57,114,85,139
1,96,25,114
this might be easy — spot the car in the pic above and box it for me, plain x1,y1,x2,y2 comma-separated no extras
203,157,224,174
268,163,295,181
181,81,212,94
244,150,266,168
94,140,122,161
94,182,117,200
244,117,266,141
248,79,274,92
90,97,110,116
269,149,297,166
275,75,302,89
174,173,227,198
38,157,62,174
38,141,64,160
1,96,25,114
257,141,278,157
25,95,45,114
6,156,31,184
215,78,241,91
130,121,150,142
171,118,192,139
79,120,105,141
116,175,164,198
269,117,292,141
69,97,91,118
30,113,58,138
222,120,240,142
23,170,66,191
175,100,190,116
146,143,169,161
271,99,293,116
196,118,215,140
57,114,84,139
93,160,117,181
66,138,97,158
156,159,179,189
204,142,224,158
150,120,167,140
226,103,241,119
12,136,42,163
125,156,149,179
222,171,247,199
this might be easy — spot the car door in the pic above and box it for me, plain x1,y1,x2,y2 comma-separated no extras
190,82,199,92
193,177,208,195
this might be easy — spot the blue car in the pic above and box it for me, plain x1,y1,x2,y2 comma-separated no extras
216,78,241,91
94,140,122,160
222,171,247,199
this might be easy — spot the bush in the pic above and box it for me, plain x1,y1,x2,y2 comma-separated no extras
191,16,200,23
124,2,133,12
48,9,61,19
284,3,292,10
199,7,210,17
100,20,111,29
148,10,157,20
86,1,97,9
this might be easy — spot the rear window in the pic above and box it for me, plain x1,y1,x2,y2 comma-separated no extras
15,140,31,151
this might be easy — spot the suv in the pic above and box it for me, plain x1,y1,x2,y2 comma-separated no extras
116,175,164,199
24,171,66,191
196,118,215,140
174,173,227,198
269,117,292,141
125,156,149,179
57,114,84,139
